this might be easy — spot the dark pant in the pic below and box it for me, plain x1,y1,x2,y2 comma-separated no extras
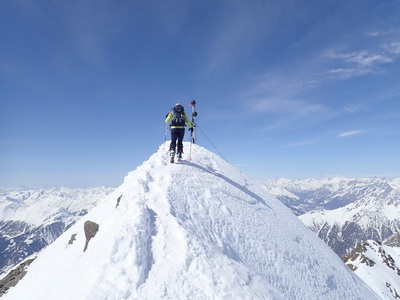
170,128,185,154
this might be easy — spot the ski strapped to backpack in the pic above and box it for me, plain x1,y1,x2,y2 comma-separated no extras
190,100,197,144
188,100,197,161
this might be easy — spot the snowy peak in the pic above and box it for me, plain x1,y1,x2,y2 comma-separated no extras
3,144,378,300
343,240,400,299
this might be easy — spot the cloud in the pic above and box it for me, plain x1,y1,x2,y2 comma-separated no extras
286,140,320,147
325,50,392,79
239,68,337,132
336,130,363,138
343,105,361,113
384,42,400,55
366,30,389,37
249,97,326,116
324,43,400,80
244,96,336,133
203,1,285,73
331,50,392,67
328,67,372,79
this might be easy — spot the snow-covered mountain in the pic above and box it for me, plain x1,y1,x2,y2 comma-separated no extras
343,234,400,299
2,144,378,299
0,187,114,277
260,177,400,256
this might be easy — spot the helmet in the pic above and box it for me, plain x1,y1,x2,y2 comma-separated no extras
174,103,184,113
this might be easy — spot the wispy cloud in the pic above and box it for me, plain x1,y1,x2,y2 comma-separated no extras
343,105,361,113
366,29,390,37
384,42,400,55
286,140,321,148
324,42,400,80
246,97,336,133
248,97,329,117
327,50,392,67
328,67,372,79
238,67,337,131
336,130,363,138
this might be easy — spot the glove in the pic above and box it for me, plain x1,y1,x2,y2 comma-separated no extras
189,127,194,132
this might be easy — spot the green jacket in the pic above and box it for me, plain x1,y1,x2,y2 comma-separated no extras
165,112,193,129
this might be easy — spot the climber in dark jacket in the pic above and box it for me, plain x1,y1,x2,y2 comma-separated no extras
165,103,193,160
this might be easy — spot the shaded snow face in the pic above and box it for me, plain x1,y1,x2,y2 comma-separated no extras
3,144,379,300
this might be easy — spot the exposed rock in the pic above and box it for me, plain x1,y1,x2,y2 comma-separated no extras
386,282,400,299
115,194,123,208
68,233,77,245
83,221,99,252
0,258,35,297
342,241,376,271
343,240,400,299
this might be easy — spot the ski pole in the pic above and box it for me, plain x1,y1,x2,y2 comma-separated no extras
189,128,193,161
163,125,169,151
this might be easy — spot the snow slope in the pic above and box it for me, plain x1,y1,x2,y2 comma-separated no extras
3,144,378,300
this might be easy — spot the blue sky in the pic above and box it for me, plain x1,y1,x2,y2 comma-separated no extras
1,0,400,187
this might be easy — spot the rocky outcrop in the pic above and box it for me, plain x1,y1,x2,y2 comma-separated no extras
115,194,123,208
83,221,99,252
0,258,35,297
68,233,77,245
342,241,376,271
343,239,400,299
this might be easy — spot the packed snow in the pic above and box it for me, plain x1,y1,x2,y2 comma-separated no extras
3,143,378,300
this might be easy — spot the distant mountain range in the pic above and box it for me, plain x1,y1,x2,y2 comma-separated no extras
260,177,400,256
0,187,114,277
260,177,400,299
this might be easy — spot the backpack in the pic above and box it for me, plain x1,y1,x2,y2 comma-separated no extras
171,104,185,126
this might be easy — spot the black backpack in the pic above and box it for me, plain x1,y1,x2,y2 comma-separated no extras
171,104,185,126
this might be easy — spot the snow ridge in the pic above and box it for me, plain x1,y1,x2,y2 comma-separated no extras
3,144,378,300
